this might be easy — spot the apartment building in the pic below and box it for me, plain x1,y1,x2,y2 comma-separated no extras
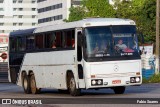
37,0,81,27
0,0,38,63
0,0,38,36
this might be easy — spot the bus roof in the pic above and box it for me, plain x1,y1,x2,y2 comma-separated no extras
10,28,36,37
9,18,136,37
34,18,136,33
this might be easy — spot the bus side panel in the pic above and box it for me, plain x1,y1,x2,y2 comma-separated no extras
17,50,77,89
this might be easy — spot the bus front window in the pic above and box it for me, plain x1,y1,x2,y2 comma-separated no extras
85,25,140,59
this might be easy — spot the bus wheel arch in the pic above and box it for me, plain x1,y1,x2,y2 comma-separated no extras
66,71,81,96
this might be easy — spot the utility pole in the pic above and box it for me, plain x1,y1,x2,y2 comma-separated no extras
155,0,160,74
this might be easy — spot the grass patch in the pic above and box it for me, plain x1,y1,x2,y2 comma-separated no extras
142,74,160,83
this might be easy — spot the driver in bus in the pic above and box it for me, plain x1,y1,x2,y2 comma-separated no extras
115,39,134,52
115,39,127,51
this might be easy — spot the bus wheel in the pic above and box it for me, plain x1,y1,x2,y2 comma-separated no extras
22,74,31,94
68,73,81,96
113,86,125,94
30,74,40,94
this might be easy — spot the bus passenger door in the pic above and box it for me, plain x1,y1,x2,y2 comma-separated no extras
76,28,86,89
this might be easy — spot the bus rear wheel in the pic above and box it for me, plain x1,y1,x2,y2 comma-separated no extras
113,86,125,94
67,73,81,96
22,74,31,94
30,74,41,94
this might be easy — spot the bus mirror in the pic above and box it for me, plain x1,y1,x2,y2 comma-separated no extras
78,32,82,45
139,50,142,55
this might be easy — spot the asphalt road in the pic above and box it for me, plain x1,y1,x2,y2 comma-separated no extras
0,83,160,107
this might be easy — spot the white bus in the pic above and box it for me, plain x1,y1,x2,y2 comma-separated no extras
8,18,142,96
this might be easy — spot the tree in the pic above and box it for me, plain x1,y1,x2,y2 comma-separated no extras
82,0,115,18
66,0,116,22
65,6,86,22
138,0,156,42
114,0,156,43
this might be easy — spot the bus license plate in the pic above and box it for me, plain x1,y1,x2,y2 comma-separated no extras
112,80,121,84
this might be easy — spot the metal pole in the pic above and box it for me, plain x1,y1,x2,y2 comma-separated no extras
155,0,160,74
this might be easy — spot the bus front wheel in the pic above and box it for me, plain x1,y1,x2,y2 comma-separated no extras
22,74,31,94
67,73,81,96
30,74,41,94
113,86,125,94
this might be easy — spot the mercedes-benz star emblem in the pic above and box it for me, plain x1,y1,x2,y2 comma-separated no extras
113,65,119,72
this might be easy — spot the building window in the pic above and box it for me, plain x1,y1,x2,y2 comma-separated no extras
13,0,17,3
0,30,5,33
0,8,4,11
32,23,36,26
32,8,36,11
32,15,36,18
0,0,4,3
0,23,4,26
13,15,17,18
0,15,4,18
37,0,46,3
18,0,22,3
38,3,63,13
32,0,36,3
13,23,17,26
38,15,63,24
19,8,23,11
18,15,23,18
13,8,17,11
19,23,23,26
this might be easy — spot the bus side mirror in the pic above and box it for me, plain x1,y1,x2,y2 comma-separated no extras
77,32,83,46
139,50,142,55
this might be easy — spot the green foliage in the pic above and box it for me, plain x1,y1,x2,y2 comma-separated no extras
66,0,157,43
142,77,149,84
114,0,133,18
142,74,160,84
139,0,156,42
149,74,160,83
82,0,115,18
65,6,86,22
65,0,115,22
114,0,156,43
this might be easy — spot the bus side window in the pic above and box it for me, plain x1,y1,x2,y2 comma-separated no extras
55,32,62,48
45,32,56,49
63,30,75,48
35,34,44,49
26,35,35,50
17,37,26,51
10,38,17,52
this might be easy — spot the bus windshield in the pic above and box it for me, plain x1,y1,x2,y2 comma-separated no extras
85,25,139,58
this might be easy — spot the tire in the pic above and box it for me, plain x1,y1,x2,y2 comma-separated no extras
113,86,125,94
22,74,31,94
30,74,41,94
67,73,81,96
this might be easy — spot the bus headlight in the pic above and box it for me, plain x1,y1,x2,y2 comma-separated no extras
130,77,141,83
136,77,140,82
91,79,103,86
91,80,96,85
97,80,102,85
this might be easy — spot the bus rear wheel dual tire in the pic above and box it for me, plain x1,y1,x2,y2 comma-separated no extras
113,86,125,94
22,74,31,94
67,73,81,96
30,74,41,94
